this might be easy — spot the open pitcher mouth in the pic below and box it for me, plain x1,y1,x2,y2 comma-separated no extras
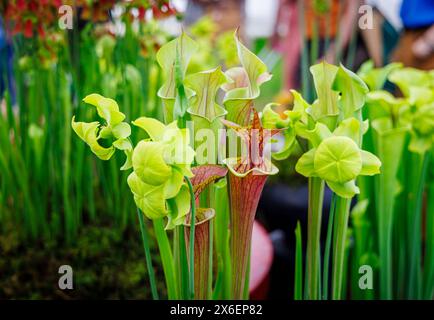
184,208,215,227
223,157,279,178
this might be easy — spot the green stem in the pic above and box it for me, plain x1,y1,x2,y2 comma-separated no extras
425,177,434,299
294,221,303,300
323,193,336,299
206,185,214,299
331,196,351,300
372,125,408,299
61,71,74,244
350,199,372,299
137,208,159,300
153,218,177,299
186,177,196,299
408,151,430,299
174,225,189,299
213,259,224,300
307,177,325,299
208,219,214,299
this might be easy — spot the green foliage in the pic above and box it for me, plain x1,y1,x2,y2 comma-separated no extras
0,14,167,244
222,31,272,126
355,62,434,299
157,32,197,123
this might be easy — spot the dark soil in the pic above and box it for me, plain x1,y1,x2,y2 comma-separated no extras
0,223,166,299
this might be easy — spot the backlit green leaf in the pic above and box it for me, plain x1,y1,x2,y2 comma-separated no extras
222,31,272,125
133,117,166,141
83,93,125,126
309,61,339,122
295,148,317,178
71,117,115,160
332,64,369,119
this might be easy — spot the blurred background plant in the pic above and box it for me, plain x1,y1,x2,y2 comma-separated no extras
0,0,175,246
0,0,176,298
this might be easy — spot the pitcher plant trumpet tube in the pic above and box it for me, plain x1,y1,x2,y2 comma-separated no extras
184,208,215,300
222,111,279,299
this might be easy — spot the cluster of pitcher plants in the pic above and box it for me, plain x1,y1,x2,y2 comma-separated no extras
353,62,434,300
1,1,433,300
72,31,280,299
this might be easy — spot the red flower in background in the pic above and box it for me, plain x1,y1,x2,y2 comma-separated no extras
4,0,60,38
24,19,33,38
152,1,177,20
2,0,177,39
125,1,178,22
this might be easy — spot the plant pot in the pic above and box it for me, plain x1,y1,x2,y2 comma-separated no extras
249,220,274,299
